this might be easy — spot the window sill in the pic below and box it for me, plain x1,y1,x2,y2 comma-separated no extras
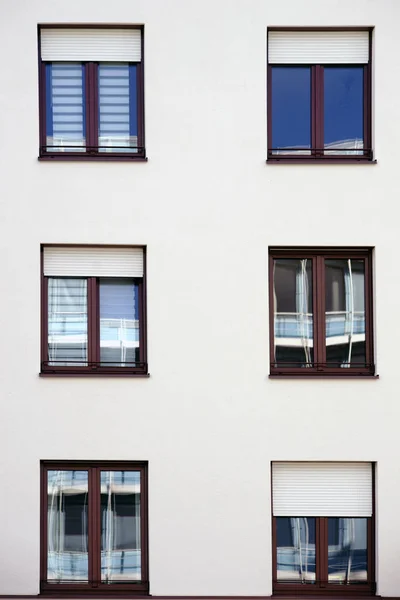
269,373,379,379
40,371,150,378
266,157,377,165
39,154,148,162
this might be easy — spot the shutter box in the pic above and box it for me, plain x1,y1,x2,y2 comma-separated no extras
268,30,370,64
43,246,144,278
40,28,142,62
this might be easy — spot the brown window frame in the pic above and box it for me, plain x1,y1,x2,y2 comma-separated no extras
40,460,149,596
40,245,148,377
269,247,375,377
272,515,375,595
267,28,373,163
38,25,146,162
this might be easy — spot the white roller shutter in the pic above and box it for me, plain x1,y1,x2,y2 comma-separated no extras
272,462,372,517
268,31,369,64
40,28,142,62
43,247,144,277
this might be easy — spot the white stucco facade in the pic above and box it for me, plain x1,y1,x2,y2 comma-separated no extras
0,0,399,596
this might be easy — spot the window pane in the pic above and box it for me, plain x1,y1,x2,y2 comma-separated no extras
100,471,141,581
48,279,88,366
98,63,138,153
271,67,311,154
325,259,366,366
47,470,89,582
324,67,364,155
276,517,316,583
46,63,86,152
273,259,314,367
328,518,368,583
99,279,140,366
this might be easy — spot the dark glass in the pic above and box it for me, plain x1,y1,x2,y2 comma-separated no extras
325,259,366,366
100,471,141,582
328,518,368,583
273,259,313,367
47,470,89,582
324,67,364,154
276,517,316,583
271,67,311,154
99,279,140,366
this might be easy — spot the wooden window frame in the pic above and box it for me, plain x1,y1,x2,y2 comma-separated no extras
272,516,375,595
269,247,375,377
267,28,373,163
40,245,148,377
40,461,149,596
38,25,146,162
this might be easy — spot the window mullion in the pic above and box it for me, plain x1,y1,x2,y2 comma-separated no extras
87,278,99,365
317,517,328,588
89,467,101,588
86,63,99,152
315,256,326,368
315,65,324,156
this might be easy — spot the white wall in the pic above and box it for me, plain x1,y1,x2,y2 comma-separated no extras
0,0,399,596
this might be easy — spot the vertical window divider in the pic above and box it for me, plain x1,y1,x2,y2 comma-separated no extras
311,66,317,157
87,278,98,366
311,256,319,368
318,517,328,588
316,256,327,367
91,468,101,588
315,65,324,156
86,63,97,152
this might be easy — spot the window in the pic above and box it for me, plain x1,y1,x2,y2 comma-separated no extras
40,461,148,595
269,248,374,376
267,29,372,161
40,246,147,375
272,462,375,595
38,26,145,160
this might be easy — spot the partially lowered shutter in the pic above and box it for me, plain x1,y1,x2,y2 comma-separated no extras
272,462,372,517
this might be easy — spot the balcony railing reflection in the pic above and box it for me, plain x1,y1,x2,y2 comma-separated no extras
275,311,365,346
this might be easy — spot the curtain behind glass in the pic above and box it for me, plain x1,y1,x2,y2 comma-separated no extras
48,278,88,366
47,470,89,582
100,471,141,582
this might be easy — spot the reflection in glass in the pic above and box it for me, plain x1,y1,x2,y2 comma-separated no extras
324,67,364,155
273,259,313,367
48,279,88,366
46,63,86,152
100,471,141,582
99,279,140,366
328,518,368,583
325,259,366,366
98,63,138,153
271,67,311,154
47,470,89,581
276,518,316,583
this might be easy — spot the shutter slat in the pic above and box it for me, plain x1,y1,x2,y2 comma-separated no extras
268,31,369,64
272,462,372,517
43,247,144,277
41,29,142,62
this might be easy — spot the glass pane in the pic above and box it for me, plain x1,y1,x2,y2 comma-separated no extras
325,259,366,367
98,63,138,153
328,518,368,583
273,259,314,367
48,279,88,366
324,67,364,155
276,517,316,583
47,470,89,582
100,471,141,582
46,63,86,152
271,67,311,155
99,279,140,367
